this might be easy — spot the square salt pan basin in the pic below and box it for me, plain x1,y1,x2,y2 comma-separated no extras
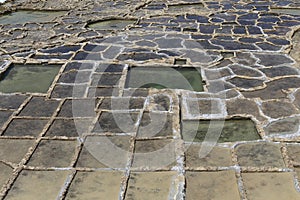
0,10,67,24
0,64,61,93
125,67,204,92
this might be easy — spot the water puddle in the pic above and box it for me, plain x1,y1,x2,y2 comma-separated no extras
174,58,187,65
271,8,300,15
125,67,204,92
168,3,208,12
87,19,135,30
0,10,67,24
0,64,61,93
182,119,260,143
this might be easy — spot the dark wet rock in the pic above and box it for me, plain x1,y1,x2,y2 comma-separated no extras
51,84,87,98
254,54,294,66
255,6,269,11
19,97,60,117
145,3,166,10
158,50,179,57
95,63,125,73
261,101,298,119
215,26,233,34
293,89,300,109
27,140,77,167
99,97,145,110
0,95,27,110
238,19,256,25
32,54,73,60
148,94,170,111
182,50,216,64
46,119,91,137
135,40,157,47
204,68,232,80
185,40,222,50
229,64,263,77
63,62,94,71
4,119,48,136
186,14,209,23
137,112,173,138
127,43,157,50
236,143,285,167
58,70,91,84
186,98,223,116
93,111,139,133
266,38,290,46
257,22,274,30
0,111,13,128
256,42,282,51
165,27,181,32
87,87,119,97
278,21,300,27
242,77,300,100
83,44,107,52
226,98,266,121
207,80,234,93
247,26,264,34
214,36,234,41
228,77,264,89
287,144,300,165
233,26,247,34
78,30,98,38
73,51,102,60
211,39,258,50
117,52,167,61
221,52,234,58
260,66,299,78
102,46,123,59
91,74,121,86
238,13,259,20
222,89,241,99
265,27,291,36
264,117,300,136
191,34,212,40
258,17,280,23
213,13,237,22
40,45,81,54
182,119,260,143
210,17,224,23
123,88,150,97
199,25,220,34
213,59,234,68
155,38,183,49
58,99,98,118
290,30,300,64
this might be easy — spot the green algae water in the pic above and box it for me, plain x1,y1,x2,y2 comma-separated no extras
0,10,67,24
88,19,135,30
0,64,61,93
125,67,204,92
182,119,260,143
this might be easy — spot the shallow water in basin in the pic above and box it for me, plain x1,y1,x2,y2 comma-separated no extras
0,64,61,93
0,10,67,24
125,67,204,92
